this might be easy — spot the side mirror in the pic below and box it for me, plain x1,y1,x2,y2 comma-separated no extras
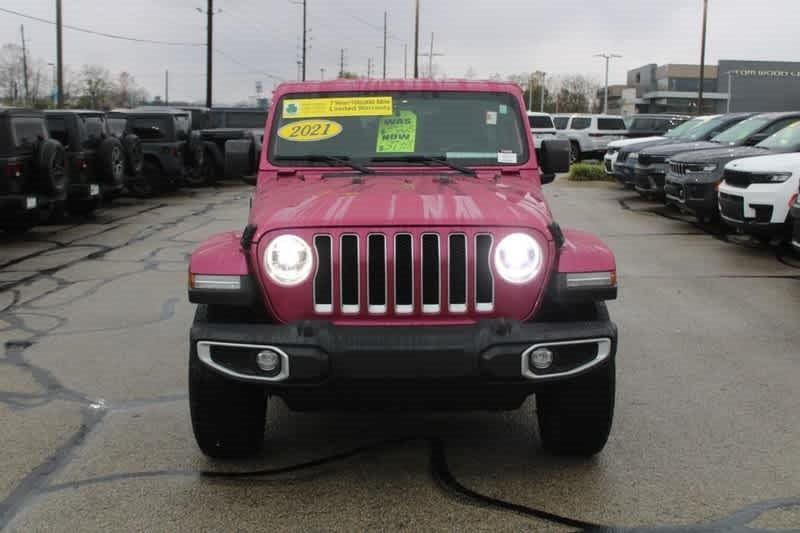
539,139,570,179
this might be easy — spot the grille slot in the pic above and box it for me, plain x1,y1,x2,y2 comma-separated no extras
448,234,467,313
421,234,440,313
394,234,413,314
367,234,386,313
475,234,494,312
313,235,332,313
340,234,359,313
719,192,744,221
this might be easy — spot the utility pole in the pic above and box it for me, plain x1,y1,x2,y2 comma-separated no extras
320,67,325,80
56,0,63,107
540,71,546,113
165,70,169,106
528,73,534,111
403,43,408,79
418,33,443,79
413,0,420,79
20,25,29,104
339,48,345,78
302,0,307,81
205,0,213,108
367,58,373,79
382,11,388,79
698,0,709,115
594,53,621,114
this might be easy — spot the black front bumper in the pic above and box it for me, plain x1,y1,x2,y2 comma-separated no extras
190,314,618,388
792,204,800,251
634,166,666,194
665,175,718,216
613,162,635,185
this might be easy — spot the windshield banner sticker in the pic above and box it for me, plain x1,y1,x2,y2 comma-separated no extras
282,97,393,118
376,110,417,153
277,119,343,142
497,151,518,164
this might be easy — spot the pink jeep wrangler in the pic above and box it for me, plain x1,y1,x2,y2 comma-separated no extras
188,80,618,458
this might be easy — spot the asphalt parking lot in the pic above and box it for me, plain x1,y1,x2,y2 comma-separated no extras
0,178,798,532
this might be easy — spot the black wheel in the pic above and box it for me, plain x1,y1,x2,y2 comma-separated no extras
128,160,163,198
122,134,144,176
98,138,126,188
569,142,581,164
35,139,67,196
536,361,615,457
189,306,267,459
185,144,212,187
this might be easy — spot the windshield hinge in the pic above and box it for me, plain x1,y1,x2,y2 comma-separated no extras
240,224,257,251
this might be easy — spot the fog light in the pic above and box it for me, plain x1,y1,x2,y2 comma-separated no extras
256,349,281,373
529,347,554,370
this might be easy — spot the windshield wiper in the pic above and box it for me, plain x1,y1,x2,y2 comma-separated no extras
274,155,373,174
370,155,476,177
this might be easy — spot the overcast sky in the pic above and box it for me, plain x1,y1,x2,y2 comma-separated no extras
2,0,798,105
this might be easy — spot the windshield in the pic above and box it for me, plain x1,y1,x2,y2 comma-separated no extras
711,115,771,144
80,115,106,149
269,91,528,166
756,120,800,151
664,116,710,139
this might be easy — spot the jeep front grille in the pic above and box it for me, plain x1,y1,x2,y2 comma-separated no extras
312,231,494,316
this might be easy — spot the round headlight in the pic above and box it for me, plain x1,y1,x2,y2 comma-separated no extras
264,234,313,286
493,233,542,284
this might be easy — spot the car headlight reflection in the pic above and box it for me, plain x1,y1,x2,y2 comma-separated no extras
264,234,313,286
494,233,542,284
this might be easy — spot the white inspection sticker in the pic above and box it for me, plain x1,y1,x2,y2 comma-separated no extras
485,111,497,125
499,104,508,115
497,151,518,164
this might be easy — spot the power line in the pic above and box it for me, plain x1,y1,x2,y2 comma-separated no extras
0,6,204,47
214,48,285,81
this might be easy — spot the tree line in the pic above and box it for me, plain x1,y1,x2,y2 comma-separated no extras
0,42,149,109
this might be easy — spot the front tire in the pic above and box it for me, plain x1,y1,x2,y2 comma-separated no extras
189,307,267,458
536,361,615,457
569,141,581,164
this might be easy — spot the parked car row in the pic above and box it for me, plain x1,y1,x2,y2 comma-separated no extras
547,113,691,164
0,106,266,232
604,112,800,252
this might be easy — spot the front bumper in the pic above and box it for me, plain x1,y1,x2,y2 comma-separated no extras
190,315,618,387
664,173,719,216
791,203,800,251
613,161,636,185
718,183,793,236
634,163,667,194
603,152,617,174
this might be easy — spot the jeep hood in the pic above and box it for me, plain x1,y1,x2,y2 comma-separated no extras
248,174,552,237
670,146,770,164
641,140,722,157
726,152,800,172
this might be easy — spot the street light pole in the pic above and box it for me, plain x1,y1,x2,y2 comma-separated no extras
594,53,621,114
413,0,420,79
528,73,534,111
727,71,733,113
540,71,546,113
698,0,709,115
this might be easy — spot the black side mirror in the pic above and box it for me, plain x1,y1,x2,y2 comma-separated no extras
539,139,570,180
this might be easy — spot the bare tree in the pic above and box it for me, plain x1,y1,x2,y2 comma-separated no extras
79,64,115,109
0,43,24,103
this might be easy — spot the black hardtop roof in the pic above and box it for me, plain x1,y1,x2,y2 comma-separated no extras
44,109,105,116
0,107,45,118
125,108,189,117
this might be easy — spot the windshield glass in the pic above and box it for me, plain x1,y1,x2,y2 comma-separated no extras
269,91,528,166
756,120,800,151
664,116,710,139
80,115,106,148
712,115,771,144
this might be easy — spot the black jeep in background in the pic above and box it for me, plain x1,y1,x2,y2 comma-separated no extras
122,109,192,196
45,110,129,214
0,108,66,231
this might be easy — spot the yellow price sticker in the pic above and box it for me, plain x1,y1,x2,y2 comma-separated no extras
282,96,393,118
277,120,343,142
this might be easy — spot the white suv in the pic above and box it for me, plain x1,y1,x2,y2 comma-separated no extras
718,152,800,242
558,114,627,163
527,112,557,154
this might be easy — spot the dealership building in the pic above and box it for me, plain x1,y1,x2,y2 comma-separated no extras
604,60,800,116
